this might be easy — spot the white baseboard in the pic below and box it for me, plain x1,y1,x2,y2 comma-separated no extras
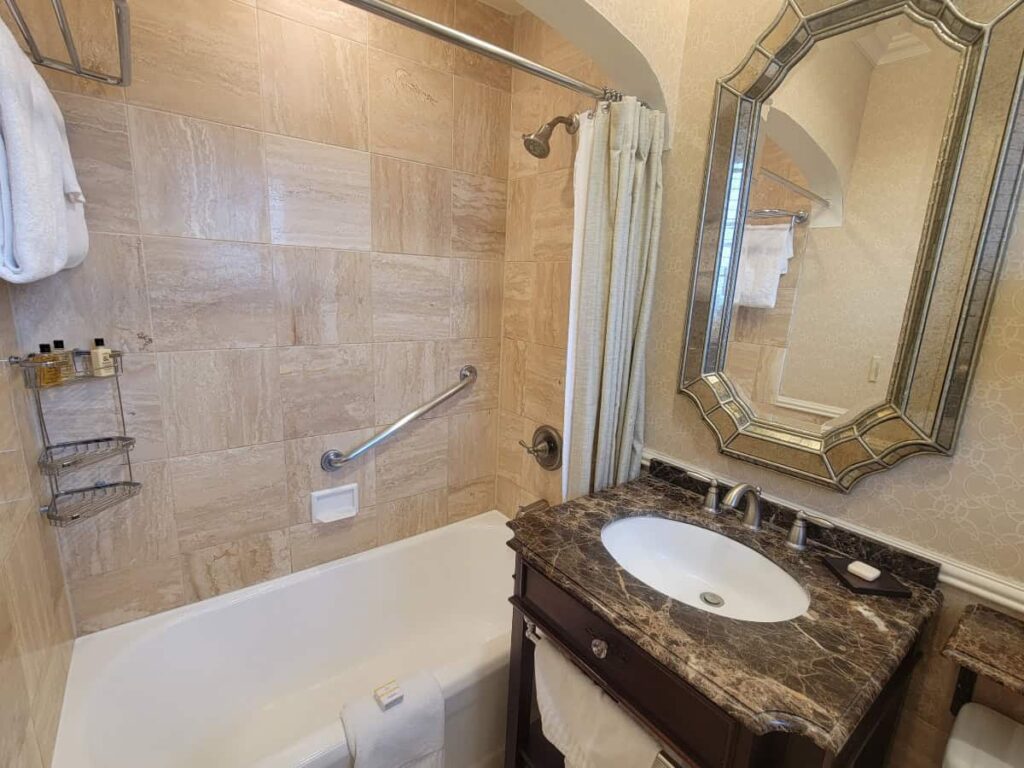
641,447,1024,615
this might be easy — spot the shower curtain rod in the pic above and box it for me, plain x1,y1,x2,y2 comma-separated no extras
338,0,614,101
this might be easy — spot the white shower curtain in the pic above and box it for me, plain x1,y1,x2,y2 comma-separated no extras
563,97,665,499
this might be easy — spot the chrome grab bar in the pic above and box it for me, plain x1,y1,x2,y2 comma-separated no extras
321,365,477,471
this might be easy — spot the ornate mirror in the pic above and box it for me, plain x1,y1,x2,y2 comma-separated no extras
680,0,1024,491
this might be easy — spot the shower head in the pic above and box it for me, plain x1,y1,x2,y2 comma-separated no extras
522,114,580,159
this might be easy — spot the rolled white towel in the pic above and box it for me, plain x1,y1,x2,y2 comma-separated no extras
0,20,88,284
340,673,445,768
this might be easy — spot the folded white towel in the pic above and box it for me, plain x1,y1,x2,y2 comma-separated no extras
341,673,445,768
733,223,794,308
0,21,88,284
535,637,662,768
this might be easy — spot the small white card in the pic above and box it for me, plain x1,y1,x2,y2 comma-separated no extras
311,483,359,524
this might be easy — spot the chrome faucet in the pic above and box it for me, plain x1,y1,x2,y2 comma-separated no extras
786,510,835,552
687,471,720,515
721,483,763,531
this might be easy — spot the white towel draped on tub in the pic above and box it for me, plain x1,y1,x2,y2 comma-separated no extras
534,636,663,768
0,21,88,284
733,223,794,308
341,672,445,768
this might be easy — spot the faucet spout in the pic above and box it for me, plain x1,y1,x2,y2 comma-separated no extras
721,483,763,531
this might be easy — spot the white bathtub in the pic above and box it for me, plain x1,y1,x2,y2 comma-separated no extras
53,512,515,768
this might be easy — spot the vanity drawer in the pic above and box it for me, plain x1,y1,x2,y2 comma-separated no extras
515,564,751,768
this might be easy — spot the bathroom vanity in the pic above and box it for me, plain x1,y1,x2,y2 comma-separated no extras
503,464,941,767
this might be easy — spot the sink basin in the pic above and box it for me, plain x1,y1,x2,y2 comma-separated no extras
601,517,809,622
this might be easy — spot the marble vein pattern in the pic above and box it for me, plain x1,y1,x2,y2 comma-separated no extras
943,603,1024,696
508,474,941,754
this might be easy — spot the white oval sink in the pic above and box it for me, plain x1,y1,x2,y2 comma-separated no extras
601,517,809,622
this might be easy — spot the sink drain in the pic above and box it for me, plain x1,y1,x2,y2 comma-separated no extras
700,592,725,608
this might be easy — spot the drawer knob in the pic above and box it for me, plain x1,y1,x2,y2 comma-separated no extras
591,638,608,659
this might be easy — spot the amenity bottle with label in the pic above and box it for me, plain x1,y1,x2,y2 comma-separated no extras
89,338,115,378
34,343,63,388
52,339,75,382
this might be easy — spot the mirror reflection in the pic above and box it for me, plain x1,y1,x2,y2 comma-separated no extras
723,15,962,433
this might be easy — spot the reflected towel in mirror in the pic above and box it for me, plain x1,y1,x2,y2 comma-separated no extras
733,223,794,308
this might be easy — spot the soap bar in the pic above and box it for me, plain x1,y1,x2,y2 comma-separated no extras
374,680,404,711
847,560,881,582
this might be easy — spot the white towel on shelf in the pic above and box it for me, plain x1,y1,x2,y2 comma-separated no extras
733,223,794,308
0,20,88,284
340,673,445,768
534,636,663,768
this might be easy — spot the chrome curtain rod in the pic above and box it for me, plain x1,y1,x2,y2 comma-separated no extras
338,0,613,101
321,365,477,471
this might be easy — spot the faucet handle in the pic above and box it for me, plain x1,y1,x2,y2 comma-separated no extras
786,510,834,551
691,472,720,516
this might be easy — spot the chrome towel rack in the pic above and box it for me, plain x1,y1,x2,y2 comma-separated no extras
3,0,131,86
321,365,477,471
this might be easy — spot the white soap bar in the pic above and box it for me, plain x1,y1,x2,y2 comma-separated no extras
847,560,881,582
374,680,404,711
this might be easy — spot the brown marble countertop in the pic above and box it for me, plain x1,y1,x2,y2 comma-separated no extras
508,474,941,755
944,604,1024,695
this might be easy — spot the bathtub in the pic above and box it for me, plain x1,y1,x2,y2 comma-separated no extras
53,511,515,768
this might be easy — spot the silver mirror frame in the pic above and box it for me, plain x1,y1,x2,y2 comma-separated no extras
680,0,1024,492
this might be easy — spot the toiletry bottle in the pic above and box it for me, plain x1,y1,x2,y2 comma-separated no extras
52,339,75,382
89,338,115,378
35,343,63,388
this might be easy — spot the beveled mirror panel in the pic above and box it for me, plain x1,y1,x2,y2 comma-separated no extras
680,0,1024,491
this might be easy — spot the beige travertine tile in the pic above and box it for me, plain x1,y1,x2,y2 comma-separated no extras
448,409,497,487
10,233,152,354
371,253,452,341
502,261,533,342
273,247,373,346
144,237,276,351
507,170,574,261
284,428,376,525
374,416,448,503
368,49,454,167
127,0,262,128
367,0,453,73
523,342,566,428
69,557,184,634
278,345,375,438
0,579,32,768
0,451,29,504
518,415,563,504
450,0,514,91
54,93,137,234
497,409,526,484
373,341,447,425
258,0,367,42
494,474,519,518
288,509,379,571
454,79,511,178
170,443,289,552
451,173,507,260
499,338,527,415
266,134,372,249
16,725,44,768
160,349,283,456
58,461,177,581
28,608,72,767
259,11,368,149
0,373,17,452
370,156,452,257
130,108,268,241
502,261,570,347
0,499,34,568
118,354,169,462
378,488,448,544
448,476,496,521
445,338,500,414
451,259,502,339
182,529,290,602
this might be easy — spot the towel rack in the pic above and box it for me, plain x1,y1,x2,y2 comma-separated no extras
321,365,477,471
3,0,131,86
749,207,809,223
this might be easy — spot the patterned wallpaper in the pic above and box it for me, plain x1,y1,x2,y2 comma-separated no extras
645,0,1024,584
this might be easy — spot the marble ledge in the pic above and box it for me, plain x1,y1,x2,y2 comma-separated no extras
508,472,941,755
943,603,1024,696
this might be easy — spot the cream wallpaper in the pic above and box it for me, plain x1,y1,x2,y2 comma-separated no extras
646,0,1024,584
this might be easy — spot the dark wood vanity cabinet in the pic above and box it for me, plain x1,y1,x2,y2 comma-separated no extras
505,557,918,768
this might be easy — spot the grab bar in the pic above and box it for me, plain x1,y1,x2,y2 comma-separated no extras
320,365,477,471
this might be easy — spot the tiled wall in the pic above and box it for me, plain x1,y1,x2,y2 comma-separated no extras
4,0,522,635
0,284,75,767
495,15,606,514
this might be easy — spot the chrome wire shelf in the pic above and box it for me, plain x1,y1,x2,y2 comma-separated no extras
2,0,131,86
15,349,123,389
44,481,141,526
39,435,136,476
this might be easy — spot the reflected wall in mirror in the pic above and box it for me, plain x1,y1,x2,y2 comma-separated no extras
680,0,1024,491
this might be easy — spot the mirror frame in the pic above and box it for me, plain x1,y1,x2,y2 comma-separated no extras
680,0,1024,491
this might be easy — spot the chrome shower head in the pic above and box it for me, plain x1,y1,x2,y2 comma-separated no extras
522,114,580,159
